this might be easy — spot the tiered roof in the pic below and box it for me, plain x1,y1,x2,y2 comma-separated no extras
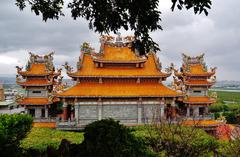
58,82,181,98
184,80,214,86
16,52,61,106
93,44,146,63
175,53,216,78
183,96,215,104
58,34,180,98
19,98,53,105
173,53,217,105
68,53,170,78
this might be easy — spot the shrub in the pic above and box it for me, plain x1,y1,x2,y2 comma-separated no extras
223,112,238,124
20,127,84,152
81,118,154,157
209,103,224,112
0,114,33,157
214,112,220,119
143,124,218,157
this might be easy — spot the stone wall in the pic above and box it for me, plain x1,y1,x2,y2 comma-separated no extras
75,100,166,126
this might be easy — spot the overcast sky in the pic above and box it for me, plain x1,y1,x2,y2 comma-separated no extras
0,0,239,81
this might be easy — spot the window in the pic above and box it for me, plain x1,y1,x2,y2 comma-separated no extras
29,109,35,117
193,90,201,93
32,91,41,93
41,109,45,118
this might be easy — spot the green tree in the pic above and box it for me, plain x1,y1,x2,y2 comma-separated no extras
223,112,238,124
15,0,212,55
146,122,218,157
81,118,153,157
0,114,33,157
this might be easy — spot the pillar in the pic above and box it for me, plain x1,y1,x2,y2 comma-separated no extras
137,102,142,124
160,98,165,118
45,107,48,118
193,107,199,117
63,102,68,121
24,108,28,114
186,106,190,117
35,108,41,118
98,98,102,120
75,104,79,124
171,99,177,120
205,106,209,114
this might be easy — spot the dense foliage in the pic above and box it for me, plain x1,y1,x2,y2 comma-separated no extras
219,140,240,157
21,127,84,152
133,125,217,157
0,114,32,157
81,118,153,157
15,0,212,55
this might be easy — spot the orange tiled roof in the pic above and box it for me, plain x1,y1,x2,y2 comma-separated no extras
182,120,224,127
183,96,215,104
57,82,182,97
69,53,169,77
17,79,52,86
19,98,52,105
18,63,51,76
94,45,145,62
32,122,56,128
185,64,214,76
185,80,213,86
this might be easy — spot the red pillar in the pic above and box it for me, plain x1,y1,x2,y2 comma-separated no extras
63,104,68,121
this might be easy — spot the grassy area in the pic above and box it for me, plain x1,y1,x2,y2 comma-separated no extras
20,128,84,152
210,91,240,104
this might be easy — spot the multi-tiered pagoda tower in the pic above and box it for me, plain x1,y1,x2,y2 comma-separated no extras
57,35,181,126
16,52,62,119
173,53,217,117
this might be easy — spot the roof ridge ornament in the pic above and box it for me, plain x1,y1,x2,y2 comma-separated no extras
100,34,135,49
81,42,95,54
182,53,205,65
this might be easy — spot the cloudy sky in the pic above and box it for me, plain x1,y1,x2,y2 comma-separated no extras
0,0,239,81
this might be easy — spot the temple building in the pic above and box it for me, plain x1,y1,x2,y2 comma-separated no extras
15,35,223,132
16,52,62,119
173,53,217,117
57,35,182,126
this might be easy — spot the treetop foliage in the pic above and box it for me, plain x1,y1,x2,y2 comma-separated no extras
82,118,152,157
15,0,212,55
0,114,33,157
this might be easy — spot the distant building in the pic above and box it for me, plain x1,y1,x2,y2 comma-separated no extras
173,53,217,117
16,52,62,119
0,84,25,114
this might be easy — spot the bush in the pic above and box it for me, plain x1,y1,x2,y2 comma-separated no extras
81,118,153,157
20,127,84,152
223,112,238,124
0,114,32,157
214,112,220,119
140,124,218,157
209,103,225,112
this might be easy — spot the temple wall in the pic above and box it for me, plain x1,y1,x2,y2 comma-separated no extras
102,105,138,124
74,100,167,126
